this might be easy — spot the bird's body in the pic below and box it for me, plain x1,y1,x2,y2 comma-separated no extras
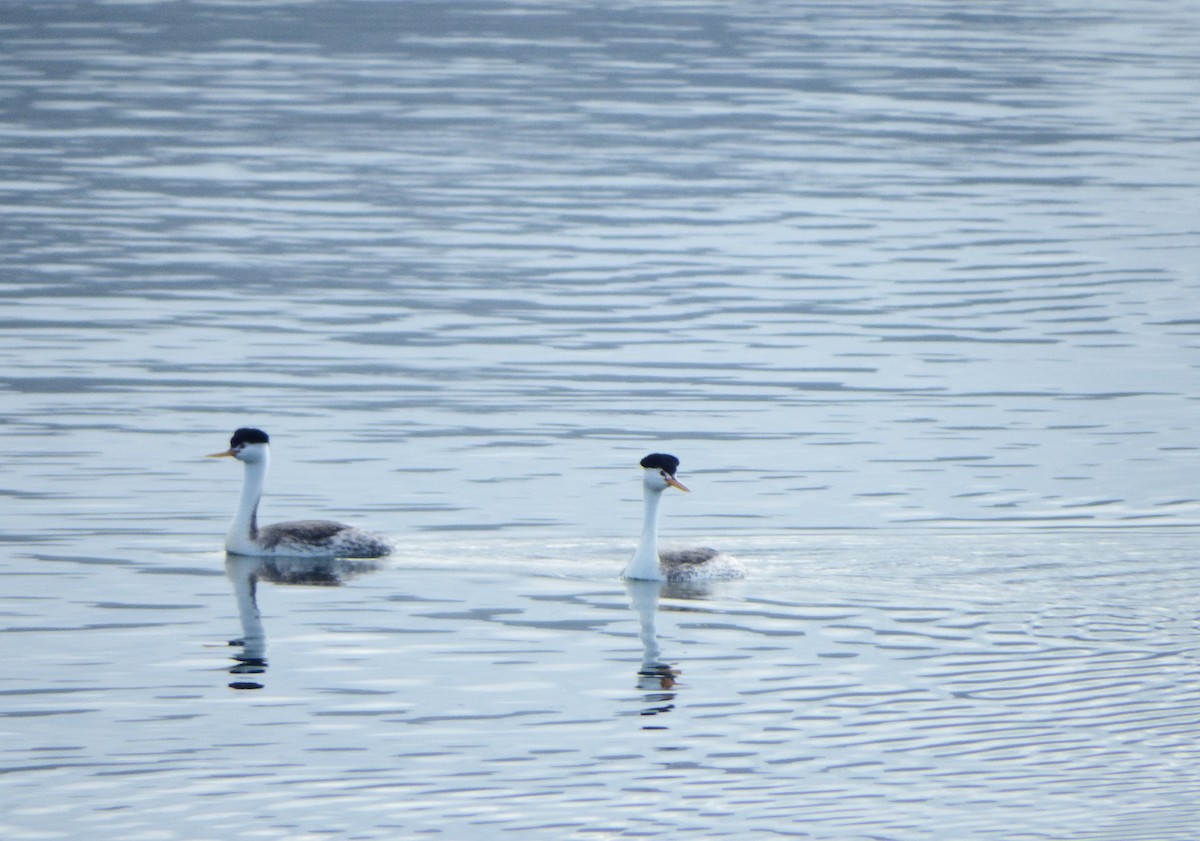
658,546,723,568
622,453,744,583
237,519,391,559
209,428,392,559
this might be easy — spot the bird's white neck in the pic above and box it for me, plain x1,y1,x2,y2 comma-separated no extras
624,487,665,581
227,453,268,552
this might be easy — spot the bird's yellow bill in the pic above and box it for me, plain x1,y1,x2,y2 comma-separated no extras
206,449,236,458
666,476,690,492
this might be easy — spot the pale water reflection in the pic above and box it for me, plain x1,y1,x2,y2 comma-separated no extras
224,554,386,688
625,578,681,722
3,0,1200,838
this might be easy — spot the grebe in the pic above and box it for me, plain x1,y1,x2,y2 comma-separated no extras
207,427,393,559
622,453,744,582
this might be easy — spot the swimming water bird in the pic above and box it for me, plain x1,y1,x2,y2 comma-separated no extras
207,427,393,559
622,453,744,582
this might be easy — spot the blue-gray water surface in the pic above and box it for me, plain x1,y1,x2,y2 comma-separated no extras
2,1,1199,839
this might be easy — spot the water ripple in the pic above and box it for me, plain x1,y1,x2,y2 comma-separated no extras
4,0,1200,838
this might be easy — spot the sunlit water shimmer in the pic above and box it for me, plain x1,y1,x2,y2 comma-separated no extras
2,1,1199,839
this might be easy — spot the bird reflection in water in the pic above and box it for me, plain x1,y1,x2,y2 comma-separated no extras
224,555,384,690
625,579,682,722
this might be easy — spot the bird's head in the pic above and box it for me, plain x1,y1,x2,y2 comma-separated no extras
207,427,271,463
640,452,689,493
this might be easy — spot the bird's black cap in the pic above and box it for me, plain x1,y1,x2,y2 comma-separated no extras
230,427,270,447
640,453,680,475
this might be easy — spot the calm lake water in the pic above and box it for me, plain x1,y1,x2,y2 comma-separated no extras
3,1,1200,838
